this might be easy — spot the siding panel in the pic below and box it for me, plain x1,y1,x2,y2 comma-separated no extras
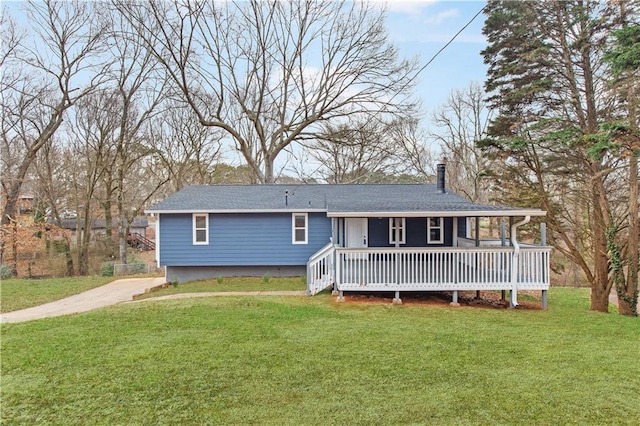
159,212,331,266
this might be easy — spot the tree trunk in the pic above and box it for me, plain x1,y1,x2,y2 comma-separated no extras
63,238,75,276
590,175,611,313
103,182,115,257
1,154,36,226
264,156,275,184
78,205,92,276
10,220,18,277
619,142,639,316
590,284,610,312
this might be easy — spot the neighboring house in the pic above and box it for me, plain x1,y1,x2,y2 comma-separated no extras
54,217,150,237
50,217,153,250
147,166,551,307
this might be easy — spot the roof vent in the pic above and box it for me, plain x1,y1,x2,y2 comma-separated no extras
436,163,446,194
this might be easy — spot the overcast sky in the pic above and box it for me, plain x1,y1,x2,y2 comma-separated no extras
381,0,488,115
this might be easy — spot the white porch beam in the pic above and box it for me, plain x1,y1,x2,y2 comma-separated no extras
327,210,547,218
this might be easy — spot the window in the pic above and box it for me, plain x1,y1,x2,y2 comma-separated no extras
292,213,308,244
427,217,444,244
193,214,209,245
389,217,406,245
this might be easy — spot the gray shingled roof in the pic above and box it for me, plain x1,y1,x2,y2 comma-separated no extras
147,184,542,216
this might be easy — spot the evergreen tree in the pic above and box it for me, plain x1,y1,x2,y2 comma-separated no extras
480,0,639,314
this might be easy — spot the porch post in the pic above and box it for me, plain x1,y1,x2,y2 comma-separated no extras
509,216,531,308
452,218,458,247
541,222,548,309
450,290,460,307
475,218,480,300
333,248,341,296
508,217,514,246
331,218,337,244
393,290,402,305
501,219,506,301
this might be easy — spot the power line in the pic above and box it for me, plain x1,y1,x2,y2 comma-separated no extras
404,4,487,91
283,4,488,185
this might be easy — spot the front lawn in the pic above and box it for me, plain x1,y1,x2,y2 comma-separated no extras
136,275,306,299
1,287,638,424
0,276,115,313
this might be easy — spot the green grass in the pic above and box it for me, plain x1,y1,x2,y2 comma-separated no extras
0,276,115,313
137,276,306,299
2,287,639,425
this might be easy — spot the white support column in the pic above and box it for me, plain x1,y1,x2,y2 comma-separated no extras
541,222,548,299
452,218,458,247
334,250,341,295
450,290,460,307
510,216,531,308
393,290,402,305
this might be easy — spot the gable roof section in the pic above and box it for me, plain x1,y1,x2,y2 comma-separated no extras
147,184,546,217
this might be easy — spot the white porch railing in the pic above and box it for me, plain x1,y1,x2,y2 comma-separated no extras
335,246,550,292
306,242,336,295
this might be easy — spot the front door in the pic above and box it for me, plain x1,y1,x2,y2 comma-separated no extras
345,218,368,248
345,218,368,262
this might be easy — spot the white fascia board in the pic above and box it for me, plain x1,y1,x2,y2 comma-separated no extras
326,210,547,218
145,208,328,215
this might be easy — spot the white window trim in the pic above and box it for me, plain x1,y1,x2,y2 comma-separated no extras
389,217,406,245
292,212,308,244
427,217,444,244
193,213,209,245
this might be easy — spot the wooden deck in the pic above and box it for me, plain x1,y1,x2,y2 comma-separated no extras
307,246,550,295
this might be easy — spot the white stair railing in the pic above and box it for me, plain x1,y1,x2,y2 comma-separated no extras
306,241,336,295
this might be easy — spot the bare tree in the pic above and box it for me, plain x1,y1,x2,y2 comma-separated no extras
302,118,406,183
115,0,418,183
33,142,78,276
149,102,224,194
391,117,438,181
430,83,494,203
63,90,120,274
0,1,109,227
105,10,168,265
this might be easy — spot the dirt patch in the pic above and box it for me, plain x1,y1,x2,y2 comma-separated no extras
337,290,543,310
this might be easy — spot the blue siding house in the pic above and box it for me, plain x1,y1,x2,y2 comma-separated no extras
147,166,551,307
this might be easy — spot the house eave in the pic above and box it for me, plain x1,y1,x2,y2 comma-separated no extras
326,210,547,218
146,208,547,217
145,208,329,215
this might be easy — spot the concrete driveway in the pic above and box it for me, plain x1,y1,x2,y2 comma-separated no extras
0,277,166,324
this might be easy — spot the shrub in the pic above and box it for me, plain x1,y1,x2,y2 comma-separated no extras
128,260,147,275
1,264,12,280
100,262,114,277
216,275,223,284
262,273,271,284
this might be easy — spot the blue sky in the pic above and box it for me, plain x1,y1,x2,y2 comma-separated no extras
6,0,488,118
381,0,488,114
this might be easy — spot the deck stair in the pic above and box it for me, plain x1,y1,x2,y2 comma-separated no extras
307,242,336,295
127,233,155,251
